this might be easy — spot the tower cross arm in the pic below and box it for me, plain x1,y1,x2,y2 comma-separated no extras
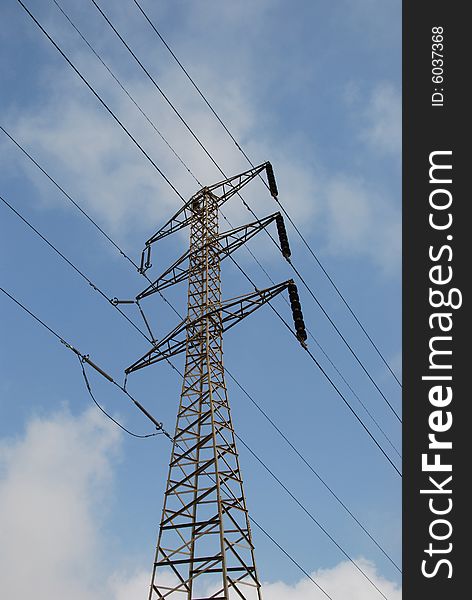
126,280,293,373
140,162,271,261
136,212,281,300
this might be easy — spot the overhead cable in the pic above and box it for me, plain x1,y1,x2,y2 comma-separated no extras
0,285,165,439
51,0,202,187
237,434,392,600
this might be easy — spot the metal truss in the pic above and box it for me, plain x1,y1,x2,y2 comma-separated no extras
127,280,291,372
126,163,303,599
138,162,271,274
136,213,281,299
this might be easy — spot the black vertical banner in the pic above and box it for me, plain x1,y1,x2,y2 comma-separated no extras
404,2,467,599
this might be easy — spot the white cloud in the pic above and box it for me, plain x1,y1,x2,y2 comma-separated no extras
108,569,149,600
0,407,121,600
263,558,402,600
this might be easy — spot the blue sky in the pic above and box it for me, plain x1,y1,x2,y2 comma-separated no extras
0,1,401,598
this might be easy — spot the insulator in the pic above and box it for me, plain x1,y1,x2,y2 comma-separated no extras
287,281,307,344
266,162,278,197
83,356,114,382
144,245,152,269
288,283,299,302
296,327,308,342
275,213,285,233
275,214,291,258
279,232,288,244
139,249,145,273
281,242,291,259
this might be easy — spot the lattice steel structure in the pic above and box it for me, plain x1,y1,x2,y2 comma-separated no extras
126,163,306,599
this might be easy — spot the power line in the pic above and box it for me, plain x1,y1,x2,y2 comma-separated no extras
131,0,402,389
237,434,392,600
0,193,151,344
2,128,400,568
304,328,401,459
250,516,334,600
227,371,401,572
88,0,401,425
78,357,159,439
289,260,401,423
89,0,229,182
0,124,176,332
16,0,186,203
50,0,202,188
305,343,402,478
0,125,137,270
264,300,401,477
0,285,163,439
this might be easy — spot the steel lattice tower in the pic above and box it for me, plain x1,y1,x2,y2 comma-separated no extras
126,163,307,599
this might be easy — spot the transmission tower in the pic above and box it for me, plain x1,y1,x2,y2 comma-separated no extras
126,163,307,599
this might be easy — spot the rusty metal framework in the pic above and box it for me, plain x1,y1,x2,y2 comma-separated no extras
127,163,306,599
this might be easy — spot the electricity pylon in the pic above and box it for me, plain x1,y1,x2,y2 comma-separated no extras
126,163,307,599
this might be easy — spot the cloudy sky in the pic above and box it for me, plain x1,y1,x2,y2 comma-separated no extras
0,1,401,598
